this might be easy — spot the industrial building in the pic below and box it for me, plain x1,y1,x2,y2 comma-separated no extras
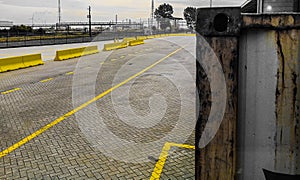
242,0,300,13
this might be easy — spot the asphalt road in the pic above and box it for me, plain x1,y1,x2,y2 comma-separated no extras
0,36,196,179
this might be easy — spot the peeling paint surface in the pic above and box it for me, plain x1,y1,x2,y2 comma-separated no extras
196,37,238,180
197,12,300,179
275,29,300,174
242,14,300,30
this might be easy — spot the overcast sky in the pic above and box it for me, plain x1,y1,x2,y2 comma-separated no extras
0,0,245,24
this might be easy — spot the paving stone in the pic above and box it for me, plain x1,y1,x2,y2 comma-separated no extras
0,37,196,179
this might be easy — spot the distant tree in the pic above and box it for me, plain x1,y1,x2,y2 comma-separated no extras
9,25,33,33
154,3,174,30
183,7,196,29
159,19,171,31
35,28,45,35
155,3,174,19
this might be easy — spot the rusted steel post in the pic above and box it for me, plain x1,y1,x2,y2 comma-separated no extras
238,14,300,179
196,7,241,179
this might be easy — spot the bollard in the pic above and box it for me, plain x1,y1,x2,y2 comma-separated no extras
196,7,241,180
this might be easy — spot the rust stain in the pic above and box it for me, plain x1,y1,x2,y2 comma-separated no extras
196,37,238,180
275,29,300,173
242,14,300,30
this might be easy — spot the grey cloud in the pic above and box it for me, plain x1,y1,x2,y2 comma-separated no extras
156,0,244,7
0,0,87,9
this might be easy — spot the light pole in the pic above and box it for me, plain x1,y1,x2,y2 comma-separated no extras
58,0,61,24
210,0,212,8
87,6,92,37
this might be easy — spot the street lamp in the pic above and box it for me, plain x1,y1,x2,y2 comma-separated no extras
87,6,92,37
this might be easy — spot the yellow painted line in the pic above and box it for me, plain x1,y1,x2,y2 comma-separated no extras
100,62,105,65
40,78,53,83
65,72,74,75
111,59,117,62
120,55,126,59
0,47,183,159
1,88,21,95
150,142,195,180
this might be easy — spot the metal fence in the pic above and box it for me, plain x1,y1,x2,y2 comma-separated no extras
0,31,146,48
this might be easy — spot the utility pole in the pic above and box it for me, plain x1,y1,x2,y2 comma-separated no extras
210,0,212,8
58,0,61,24
88,6,92,37
30,14,34,27
150,0,154,34
115,14,118,32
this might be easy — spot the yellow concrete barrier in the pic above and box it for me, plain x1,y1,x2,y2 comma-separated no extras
82,46,99,56
0,53,44,73
129,39,145,46
54,46,99,61
123,37,136,42
137,36,147,40
168,33,196,36
0,56,24,72
22,54,44,67
103,42,128,51
147,35,155,39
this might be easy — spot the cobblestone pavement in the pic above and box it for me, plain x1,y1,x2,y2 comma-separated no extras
0,36,196,179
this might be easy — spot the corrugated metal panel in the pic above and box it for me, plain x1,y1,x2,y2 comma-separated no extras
263,0,294,12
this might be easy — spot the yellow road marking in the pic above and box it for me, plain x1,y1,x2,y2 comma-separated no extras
65,72,74,75
1,88,21,95
100,62,105,65
40,78,53,83
111,59,117,62
0,47,183,159
150,142,195,180
120,55,126,59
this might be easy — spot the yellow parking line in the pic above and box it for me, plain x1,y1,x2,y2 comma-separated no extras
111,59,117,62
150,142,195,180
65,72,74,75
40,78,53,83
0,47,183,159
120,55,126,59
100,62,105,65
1,88,21,95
